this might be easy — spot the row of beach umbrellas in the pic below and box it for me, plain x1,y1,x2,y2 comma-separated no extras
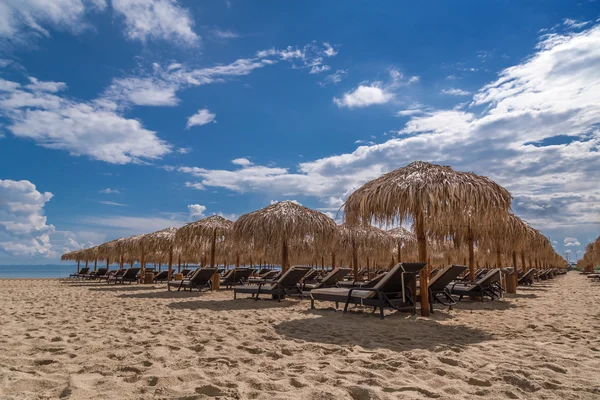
579,236,600,272
62,161,567,316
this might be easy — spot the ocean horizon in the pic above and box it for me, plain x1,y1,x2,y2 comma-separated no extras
0,264,78,278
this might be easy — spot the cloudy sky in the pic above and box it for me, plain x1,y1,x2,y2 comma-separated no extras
0,0,598,264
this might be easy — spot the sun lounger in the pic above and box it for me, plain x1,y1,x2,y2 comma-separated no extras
425,264,467,312
301,268,351,291
168,268,217,291
337,271,387,288
108,268,140,284
247,270,280,284
518,269,536,286
310,263,427,319
69,267,90,279
220,268,253,288
83,268,108,280
448,269,502,302
234,267,312,301
153,270,169,283
299,269,320,284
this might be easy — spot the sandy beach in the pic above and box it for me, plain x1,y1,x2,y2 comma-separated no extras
1,272,599,400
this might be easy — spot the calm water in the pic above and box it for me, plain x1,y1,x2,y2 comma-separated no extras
0,265,78,278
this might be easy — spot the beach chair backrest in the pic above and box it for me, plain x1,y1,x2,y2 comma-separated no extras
275,267,312,287
301,269,319,282
262,270,279,279
123,268,140,278
79,267,90,275
317,268,351,287
233,268,253,281
476,269,501,286
258,268,270,275
96,268,108,276
372,262,427,295
192,268,218,283
429,265,468,290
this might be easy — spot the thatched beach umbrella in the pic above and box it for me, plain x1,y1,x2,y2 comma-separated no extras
233,201,337,272
138,227,178,280
344,161,512,316
176,215,233,290
388,227,416,264
335,223,393,278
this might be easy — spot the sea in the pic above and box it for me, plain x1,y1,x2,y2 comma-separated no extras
0,264,78,279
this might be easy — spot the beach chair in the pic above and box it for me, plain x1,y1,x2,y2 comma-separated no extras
234,267,312,301
310,263,427,319
153,270,169,283
518,269,536,286
168,268,217,291
425,264,467,313
220,268,254,288
337,271,388,288
69,267,90,279
447,269,502,302
247,270,280,284
108,268,140,284
299,269,320,284
84,268,108,280
301,268,351,291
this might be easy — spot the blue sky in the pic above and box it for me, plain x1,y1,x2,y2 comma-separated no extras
0,0,598,264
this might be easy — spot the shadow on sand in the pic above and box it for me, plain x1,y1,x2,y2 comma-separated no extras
118,290,209,299
274,310,495,352
167,298,298,311
88,285,160,292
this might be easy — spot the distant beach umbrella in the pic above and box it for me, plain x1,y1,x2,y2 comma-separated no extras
176,215,234,290
138,227,178,279
388,227,417,264
335,223,393,278
233,201,337,272
344,161,512,317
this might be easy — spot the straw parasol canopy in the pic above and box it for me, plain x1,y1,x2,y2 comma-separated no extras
388,227,416,264
176,215,234,290
233,201,337,272
335,223,393,277
137,227,178,278
344,161,512,316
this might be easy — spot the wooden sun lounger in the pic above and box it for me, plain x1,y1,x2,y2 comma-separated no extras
518,269,536,286
425,264,467,313
309,263,427,319
448,269,502,302
108,268,140,284
69,267,90,279
301,268,351,291
168,268,217,291
234,267,312,301
220,268,254,288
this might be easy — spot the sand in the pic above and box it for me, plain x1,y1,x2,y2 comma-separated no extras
1,272,599,400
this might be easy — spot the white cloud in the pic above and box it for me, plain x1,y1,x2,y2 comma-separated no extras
177,147,191,154
26,77,68,93
334,84,394,108
0,78,20,92
309,65,331,74
111,0,199,45
99,188,120,194
188,204,207,218
319,69,347,86
98,200,127,206
0,179,55,257
81,214,187,236
323,42,338,57
0,0,106,45
231,157,252,166
0,76,172,164
211,29,239,39
441,88,471,96
171,23,600,234
184,182,205,190
186,108,216,128
270,199,301,206
564,237,581,247
104,76,180,106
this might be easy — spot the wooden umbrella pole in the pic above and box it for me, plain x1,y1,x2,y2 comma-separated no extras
352,238,358,279
140,251,145,283
468,225,475,283
367,256,371,280
85,259,89,272
236,253,240,269
167,248,173,281
397,242,402,264
521,251,527,272
106,259,109,269
177,255,181,273
416,211,430,317
281,238,288,272
496,250,502,269
77,260,80,274
94,258,97,272
210,230,219,291
119,254,124,270
331,252,336,271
